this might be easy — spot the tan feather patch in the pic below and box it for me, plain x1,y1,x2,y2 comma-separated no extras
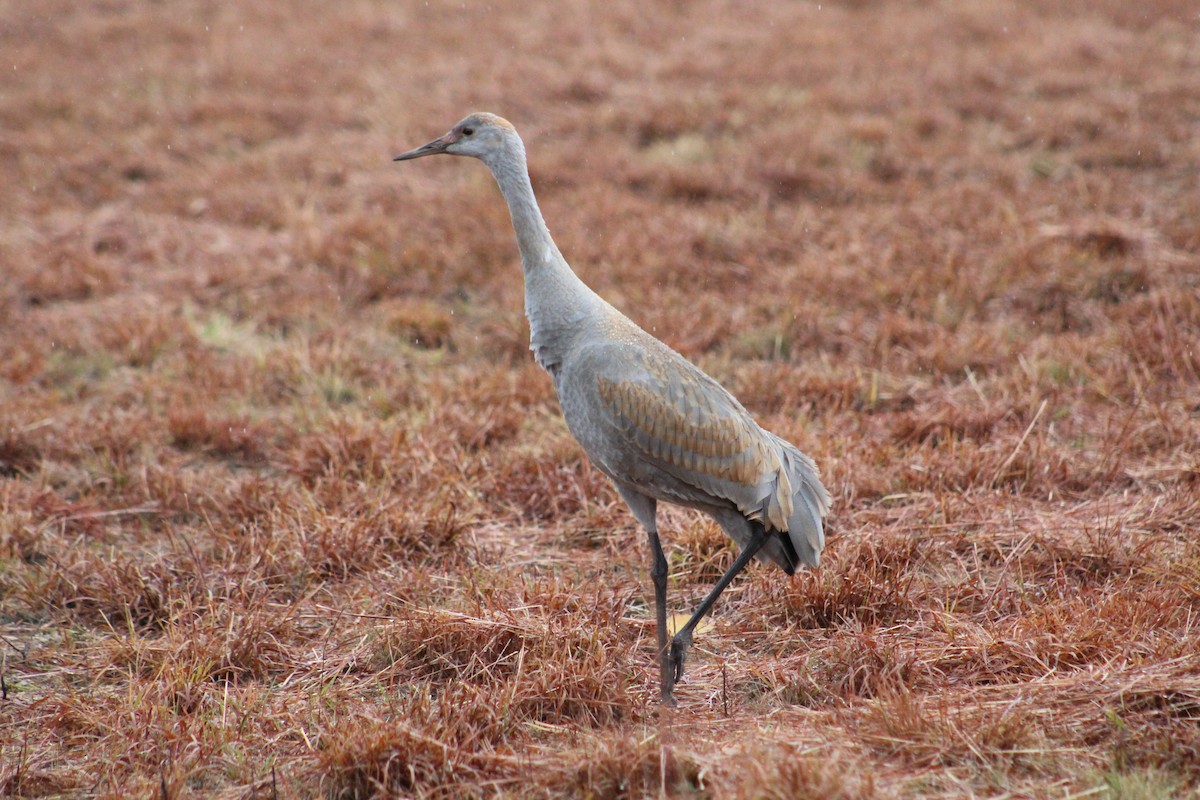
597,375,766,487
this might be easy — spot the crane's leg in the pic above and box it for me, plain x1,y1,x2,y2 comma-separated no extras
646,525,673,704
669,526,768,684
615,487,673,704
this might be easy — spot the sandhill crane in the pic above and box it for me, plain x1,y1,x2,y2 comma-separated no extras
394,113,830,705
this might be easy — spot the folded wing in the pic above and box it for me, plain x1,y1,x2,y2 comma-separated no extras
580,338,829,568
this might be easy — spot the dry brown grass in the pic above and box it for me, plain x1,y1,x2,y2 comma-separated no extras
2,0,1199,796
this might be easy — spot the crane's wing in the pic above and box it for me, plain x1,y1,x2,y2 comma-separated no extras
569,335,827,564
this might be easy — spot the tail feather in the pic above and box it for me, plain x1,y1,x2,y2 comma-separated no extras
771,435,830,569
737,431,831,573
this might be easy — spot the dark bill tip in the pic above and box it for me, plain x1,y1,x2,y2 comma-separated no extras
393,137,449,162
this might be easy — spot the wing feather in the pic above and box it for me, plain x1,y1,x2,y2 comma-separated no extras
565,325,828,568
591,344,782,518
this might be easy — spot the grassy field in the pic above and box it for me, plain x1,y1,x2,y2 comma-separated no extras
2,0,1199,797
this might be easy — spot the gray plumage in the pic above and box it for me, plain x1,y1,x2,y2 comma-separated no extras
394,113,831,704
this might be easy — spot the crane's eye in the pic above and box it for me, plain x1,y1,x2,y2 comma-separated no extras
461,127,475,137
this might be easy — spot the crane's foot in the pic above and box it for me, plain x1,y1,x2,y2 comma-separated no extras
658,650,679,706
659,663,677,706
669,630,693,684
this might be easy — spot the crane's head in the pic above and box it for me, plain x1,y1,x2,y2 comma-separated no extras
393,112,520,166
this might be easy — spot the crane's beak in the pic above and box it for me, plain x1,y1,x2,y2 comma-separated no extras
393,135,450,161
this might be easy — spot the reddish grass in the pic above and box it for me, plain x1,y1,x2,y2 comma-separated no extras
2,0,1199,796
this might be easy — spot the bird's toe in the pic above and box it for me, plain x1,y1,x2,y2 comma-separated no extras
669,631,692,683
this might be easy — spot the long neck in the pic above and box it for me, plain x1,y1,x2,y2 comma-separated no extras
484,140,562,271
483,138,602,373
